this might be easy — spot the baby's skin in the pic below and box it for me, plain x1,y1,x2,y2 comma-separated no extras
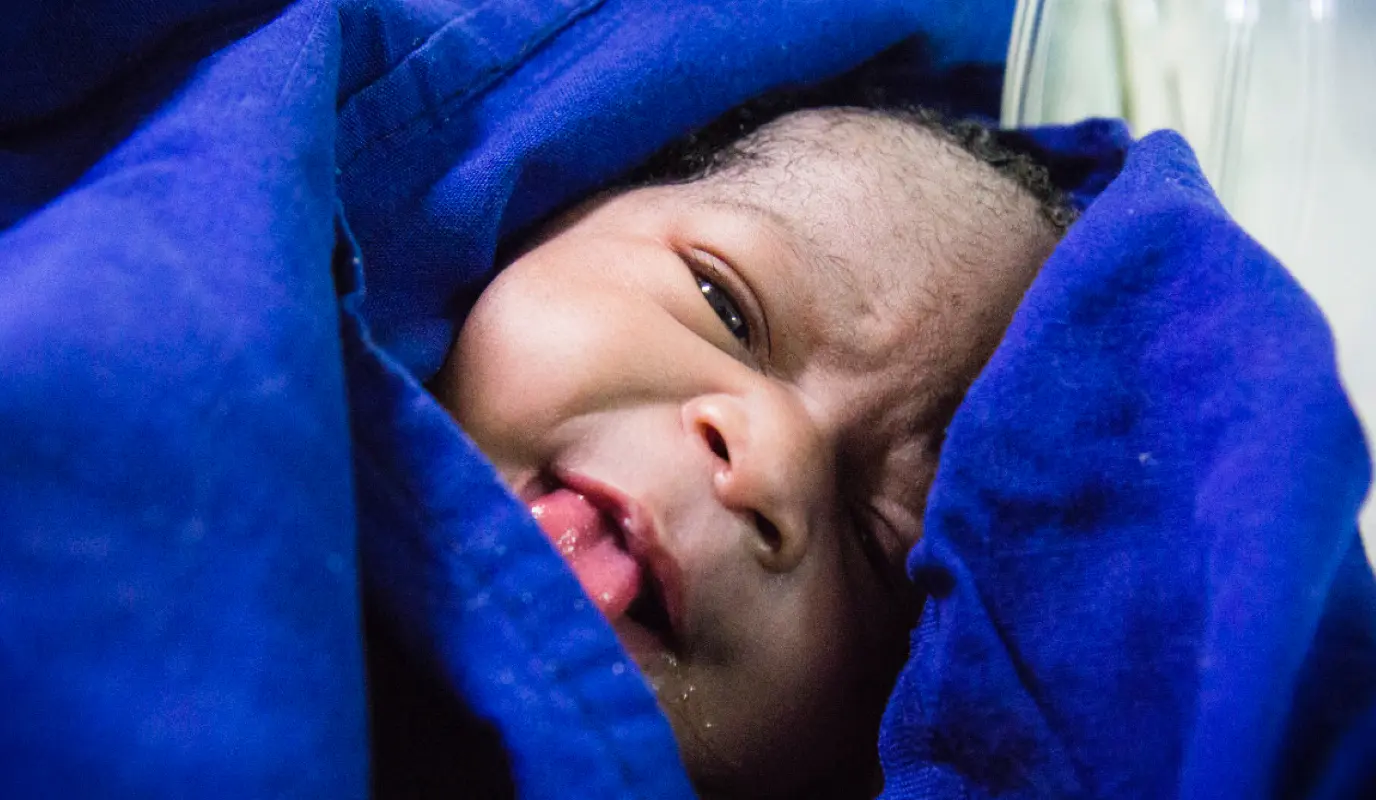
433,108,1062,797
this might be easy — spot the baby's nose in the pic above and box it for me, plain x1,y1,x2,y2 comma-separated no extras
681,389,830,573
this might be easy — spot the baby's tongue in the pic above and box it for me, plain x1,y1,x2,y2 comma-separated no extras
528,488,642,620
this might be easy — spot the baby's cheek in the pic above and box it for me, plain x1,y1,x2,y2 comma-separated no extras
441,283,561,459
449,273,581,410
443,271,673,470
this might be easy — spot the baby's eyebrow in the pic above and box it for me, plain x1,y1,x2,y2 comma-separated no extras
702,197,810,258
698,196,860,298
706,196,793,234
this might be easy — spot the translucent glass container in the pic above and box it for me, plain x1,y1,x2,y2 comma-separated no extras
1001,0,1376,540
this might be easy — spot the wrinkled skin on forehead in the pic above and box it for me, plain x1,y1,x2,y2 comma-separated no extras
435,109,1060,797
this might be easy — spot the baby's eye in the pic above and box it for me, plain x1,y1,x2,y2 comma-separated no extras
855,520,889,576
696,275,751,345
848,502,900,588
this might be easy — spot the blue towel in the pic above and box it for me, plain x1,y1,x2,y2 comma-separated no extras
879,123,1376,799
2,1,1372,798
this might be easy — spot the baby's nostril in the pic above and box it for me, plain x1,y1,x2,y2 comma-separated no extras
703,424,730,463
753,512,782,551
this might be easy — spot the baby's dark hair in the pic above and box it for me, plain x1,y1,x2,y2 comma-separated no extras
620,86,1078,234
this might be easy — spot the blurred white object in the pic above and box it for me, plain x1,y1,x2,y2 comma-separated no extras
1002,0,1376,553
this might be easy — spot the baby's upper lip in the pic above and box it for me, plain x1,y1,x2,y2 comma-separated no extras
554,468,685,640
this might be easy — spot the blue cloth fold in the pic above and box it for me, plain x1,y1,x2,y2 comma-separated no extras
880,128,1376,799
2,0,1372,798
1,2,365,796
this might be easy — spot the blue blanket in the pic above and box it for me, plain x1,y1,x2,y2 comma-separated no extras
2,1,1372,798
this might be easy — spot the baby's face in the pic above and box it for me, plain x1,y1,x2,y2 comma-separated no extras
435,112,1059,796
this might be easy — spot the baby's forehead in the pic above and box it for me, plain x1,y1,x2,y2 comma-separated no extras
699,109,1055,307
711,109,1009,216
705,109,1047,265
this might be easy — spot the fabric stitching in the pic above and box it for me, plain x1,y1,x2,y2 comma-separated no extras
275,0,332,103
338,0,602,168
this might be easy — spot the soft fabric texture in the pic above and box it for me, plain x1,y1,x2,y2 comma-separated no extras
1,2,1372,799
879,126,1376,800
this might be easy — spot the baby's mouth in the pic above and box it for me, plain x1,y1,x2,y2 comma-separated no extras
525,471,682,649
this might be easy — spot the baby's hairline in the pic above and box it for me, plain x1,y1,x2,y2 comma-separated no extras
616,92,1078,237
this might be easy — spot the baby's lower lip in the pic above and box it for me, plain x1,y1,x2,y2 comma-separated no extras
554,469,685,640
527,486,644,621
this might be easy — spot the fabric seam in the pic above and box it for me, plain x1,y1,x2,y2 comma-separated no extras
338,0,604,169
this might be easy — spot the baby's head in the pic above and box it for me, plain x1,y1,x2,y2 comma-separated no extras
435,100,1072,796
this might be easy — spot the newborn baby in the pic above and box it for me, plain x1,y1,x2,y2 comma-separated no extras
432,100,1074,797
